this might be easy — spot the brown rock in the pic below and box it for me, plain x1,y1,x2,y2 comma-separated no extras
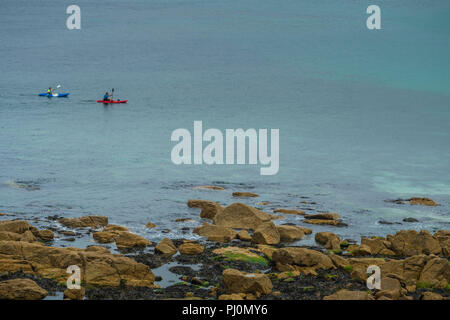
273,209,305,215
193,223,237,242
237,230,252,242
232,192,259,198
218,293,245,300
213,203,272,230
434,230,450,256
187,200,224,219
58,216,108,228
257,245,277,260
20,230,36,242
36,229,54,241
114,232,151,248
93,231,115,243
193,185,225,191
155,238,178,255
272,247,335,274
0,279,48,300
145,222,156,228
0,220,33,234
178,242,204,255
418,256,450,288
222,269,272,295
303,219,342,226
387,230,441,256
277,225,305,242
103,224,129,232
315,232,341,250
421,292,445,300
328,253,349,269
304,213,340,220
64,287,85,300
360,237,391,255
409,197,438,206
323,289,372,300
0,231,22,241
252,222,280,245
350,244,372,256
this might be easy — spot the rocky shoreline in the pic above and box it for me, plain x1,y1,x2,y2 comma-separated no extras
0,194,448,300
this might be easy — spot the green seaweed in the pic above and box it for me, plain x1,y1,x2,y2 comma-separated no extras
221,252,269,266
344,265,353,272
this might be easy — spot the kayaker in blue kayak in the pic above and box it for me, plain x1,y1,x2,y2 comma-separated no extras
47,87,53,95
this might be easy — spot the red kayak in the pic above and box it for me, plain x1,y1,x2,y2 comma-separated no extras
96,100,128,104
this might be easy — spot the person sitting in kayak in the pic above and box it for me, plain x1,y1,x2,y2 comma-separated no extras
103,91,111,101
47,87,53,95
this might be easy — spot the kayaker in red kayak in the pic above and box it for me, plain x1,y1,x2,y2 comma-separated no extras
103,91,111,102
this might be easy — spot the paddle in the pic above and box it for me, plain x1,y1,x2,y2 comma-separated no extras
111,88,114,101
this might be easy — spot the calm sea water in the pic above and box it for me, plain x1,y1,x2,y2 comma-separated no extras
1,0,449,246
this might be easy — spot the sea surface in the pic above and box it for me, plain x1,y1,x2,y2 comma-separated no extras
1,0,449,247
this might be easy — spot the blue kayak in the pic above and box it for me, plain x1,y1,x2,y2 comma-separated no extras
39,93,70,97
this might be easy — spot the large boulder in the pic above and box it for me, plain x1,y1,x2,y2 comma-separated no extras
213,203,272,230
0,279,48,300
188,200,224,220
155,238,178,255
58,216,108,228
222,269,272,295
276,225,305,242
387,230,441,256
315,232,340,250
272,247,335,275
193,223,236,242
252,222,280,245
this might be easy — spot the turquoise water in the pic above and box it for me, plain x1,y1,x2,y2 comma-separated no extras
0,0,449,244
